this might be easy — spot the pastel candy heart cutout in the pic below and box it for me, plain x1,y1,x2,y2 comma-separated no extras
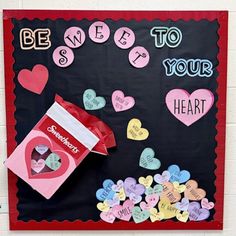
173,181,186,193
165,89,214,126
140,194,159,210
100,209,116,223
106,196,120,207
127,118,149,141
83,89,106,110
184,180,206,201
145,184,163,196
168,164,190,183
97,201,110,212
112,180,124,192
154,170,171,184
149,208,164,222
31,159,45,173
201,198,215,210
112,200,134,221
132,206,150,223
175,198,189,211
139,148,161,170
188,202,210,221
112,90,135,112
17,64,49,94
129,193,142,204
124,177,145,197
160,182,181,203
158,199,180,219
45,153,61,171
96,179,115,201
176,211,189,222
115,188,126,201
35,145,49,155
138,175,153,188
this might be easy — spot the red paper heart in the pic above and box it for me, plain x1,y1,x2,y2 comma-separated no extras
25,136,70,179
18,64,49,94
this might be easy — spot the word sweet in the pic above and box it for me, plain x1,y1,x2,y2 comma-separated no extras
20,28,51,50
47,125,79,153
150,27,182,48
163,58,213,77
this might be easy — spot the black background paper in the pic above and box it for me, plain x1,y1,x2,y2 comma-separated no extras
12,18,218,221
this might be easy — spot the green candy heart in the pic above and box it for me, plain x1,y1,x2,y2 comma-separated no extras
45,153,61,171
132,206,150,223
145,184,163,196
83,89,106,110
139,147,161,170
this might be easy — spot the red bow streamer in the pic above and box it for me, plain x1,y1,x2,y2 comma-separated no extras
55,95,116,155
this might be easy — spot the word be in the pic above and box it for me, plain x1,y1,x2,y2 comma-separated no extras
163,58,213,77
20,28,51,50
150,27,182,48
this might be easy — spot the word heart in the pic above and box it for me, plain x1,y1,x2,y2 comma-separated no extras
83,89,106,110
112,200,134,221
127,118,149,141
166,89,214,126
139,148,161,170
17,64,49,94
112,90,135,112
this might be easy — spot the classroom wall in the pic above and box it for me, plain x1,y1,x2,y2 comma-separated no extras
0,0,235,235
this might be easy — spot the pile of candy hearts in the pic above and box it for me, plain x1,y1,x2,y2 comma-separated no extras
96,164,215,223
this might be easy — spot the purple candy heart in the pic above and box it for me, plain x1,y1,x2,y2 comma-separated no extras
124,177,145,197
175,198,189,211
188,202,210,221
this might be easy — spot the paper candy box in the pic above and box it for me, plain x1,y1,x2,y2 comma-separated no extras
5,96,116,199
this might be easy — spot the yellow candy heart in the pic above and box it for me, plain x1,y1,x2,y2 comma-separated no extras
127,118,149,141
176,211,189,222
97,201,110,212
158,199,180,219
115,187,126,201
138,175,153,188
173,181,186,193
149,208,164,222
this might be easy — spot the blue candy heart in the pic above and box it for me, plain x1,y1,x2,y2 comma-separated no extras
167,164,190,183
139,148,161,170
83,89,106,110
96,179,115,201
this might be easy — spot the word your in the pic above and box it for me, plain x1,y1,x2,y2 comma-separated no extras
163,58,213,77
47,125,79,153
20,28,51,50
150,27,182,48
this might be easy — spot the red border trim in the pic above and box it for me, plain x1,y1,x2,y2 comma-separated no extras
3,10,228,230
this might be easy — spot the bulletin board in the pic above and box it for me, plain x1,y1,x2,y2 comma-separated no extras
3,10,228,230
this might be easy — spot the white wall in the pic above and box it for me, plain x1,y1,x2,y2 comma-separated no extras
0,0,236,235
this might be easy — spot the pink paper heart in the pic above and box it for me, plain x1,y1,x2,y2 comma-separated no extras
165,89,214,126
18,64,49,94
201,198,215,210
100,209,116,223
140,193,159,210
112,90,135,112
112,200,134,221
31,159,45,173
